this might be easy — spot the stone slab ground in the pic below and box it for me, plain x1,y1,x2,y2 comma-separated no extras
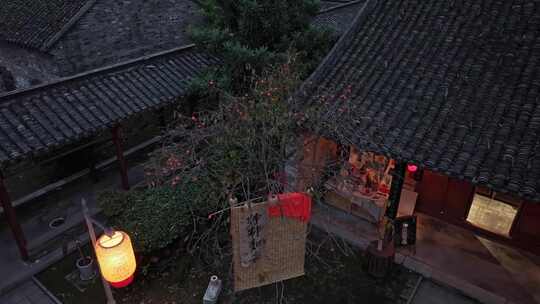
0,278,59,304
312,203,540,304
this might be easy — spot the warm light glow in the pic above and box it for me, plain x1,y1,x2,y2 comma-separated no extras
95,231,136,288
407,164,418,173
466,194,519,236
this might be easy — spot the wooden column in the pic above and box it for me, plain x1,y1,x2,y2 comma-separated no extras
87,146,99,183
385,161,407,219
158,108,167,129
0,170,29,260
111,125,130,190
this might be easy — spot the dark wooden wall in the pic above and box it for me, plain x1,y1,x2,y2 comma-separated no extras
514,203,540,254
415,170,540,255
415,170,474,222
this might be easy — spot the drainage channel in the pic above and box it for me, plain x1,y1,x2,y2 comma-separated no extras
32,276,64,304
407,278,483,304
406,276,423,304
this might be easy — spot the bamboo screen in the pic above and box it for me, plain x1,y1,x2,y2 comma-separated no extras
231,201,307,291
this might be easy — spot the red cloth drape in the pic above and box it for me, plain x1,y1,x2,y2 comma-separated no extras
268,193,312,222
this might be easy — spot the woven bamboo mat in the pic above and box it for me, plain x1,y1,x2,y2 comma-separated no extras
231,201,307,291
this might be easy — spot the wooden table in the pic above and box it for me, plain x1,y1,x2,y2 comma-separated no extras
324,179,388,223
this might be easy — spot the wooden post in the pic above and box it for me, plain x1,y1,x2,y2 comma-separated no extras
111,125,129,190
385,161,407,220
87,146,99,183
0,170,29,260
158,108,167,129
81,199,116,304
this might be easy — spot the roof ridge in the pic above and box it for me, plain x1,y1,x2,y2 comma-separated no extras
318,0,366,15
296,0,375,102
0,44,197,102
41,0,98,51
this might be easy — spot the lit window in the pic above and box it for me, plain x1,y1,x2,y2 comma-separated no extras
466,189,520,236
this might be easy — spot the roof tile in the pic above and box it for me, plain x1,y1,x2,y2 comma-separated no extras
301,0,540,201
0,0,96,50
0,47,219,164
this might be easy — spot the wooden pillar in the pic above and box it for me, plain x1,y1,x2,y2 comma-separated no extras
385,161,407,219
0,170,29,260
111,125,130,190
87,146,99,183
158,108,167,129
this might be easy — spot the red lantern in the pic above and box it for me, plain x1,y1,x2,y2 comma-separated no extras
95,231,136,288
109,275,134,288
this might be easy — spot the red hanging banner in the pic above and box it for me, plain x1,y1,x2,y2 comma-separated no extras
268,192,312,223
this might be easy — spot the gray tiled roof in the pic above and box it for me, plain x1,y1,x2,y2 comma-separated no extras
0,0,96,50
301,0,540,201
0,46,219,164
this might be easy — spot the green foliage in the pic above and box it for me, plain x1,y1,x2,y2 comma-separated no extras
99,0,338,259
197,0,320,49
288,26,338,77
190,0,328,91
147,60,303,204
97,190,131,218
221,41,281,92
186,68,229,99
188,26,231,53
97,180,221,253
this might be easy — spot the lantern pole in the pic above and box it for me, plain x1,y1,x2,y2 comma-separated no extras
81,199,117,304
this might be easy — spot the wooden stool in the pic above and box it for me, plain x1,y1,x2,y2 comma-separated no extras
366,240,395,278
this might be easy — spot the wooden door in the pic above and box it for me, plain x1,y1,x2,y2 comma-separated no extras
416,170,448,217
515,202,540,242
415,170,473,222
444,179,474,221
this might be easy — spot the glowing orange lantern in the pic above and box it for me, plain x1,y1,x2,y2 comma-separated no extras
407,164,418,173
95,231,136,288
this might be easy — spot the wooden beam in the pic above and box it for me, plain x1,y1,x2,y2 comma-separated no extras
0,170,29,260
39,136,111,167
111,125,130,190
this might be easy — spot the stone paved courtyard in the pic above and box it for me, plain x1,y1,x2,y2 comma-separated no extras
0,279,58,304
312,203,540,304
